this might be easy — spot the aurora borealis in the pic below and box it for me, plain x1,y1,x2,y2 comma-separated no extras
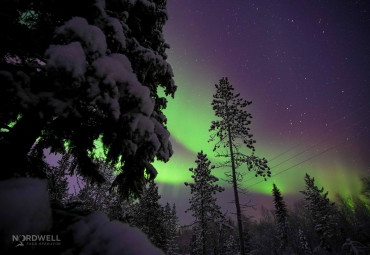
151,0,370,222
5,1,370,252
39,0,370,224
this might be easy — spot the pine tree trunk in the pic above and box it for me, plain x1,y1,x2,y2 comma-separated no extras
227,125,245,255
201,192,206,255
201,223,206,255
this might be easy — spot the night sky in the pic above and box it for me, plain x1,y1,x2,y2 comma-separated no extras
151,0,370,224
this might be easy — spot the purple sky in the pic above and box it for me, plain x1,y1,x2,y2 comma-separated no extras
159,0,370,224
165,0,370,141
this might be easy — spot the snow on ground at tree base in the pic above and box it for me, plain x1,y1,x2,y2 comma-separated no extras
68,211,164,255
0,178,51,248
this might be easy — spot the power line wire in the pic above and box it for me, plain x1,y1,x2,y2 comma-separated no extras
266,103,368,163
243,114,369,182
246,142,346,189
246,126,367,189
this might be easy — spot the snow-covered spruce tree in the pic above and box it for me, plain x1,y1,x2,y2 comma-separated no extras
185,151,225,255
0,0,176,198
272,183,289,252
300,173,340,253
209,77,270,255
164,203,172,233
345,196,370,247
298,228,312,255
130,180,167,251
164,203,180,255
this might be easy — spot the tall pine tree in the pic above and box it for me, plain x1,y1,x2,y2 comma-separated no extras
185,151,224,255
130,180,167,251
164,203,180,255
272,183,289,252
209,77,270,255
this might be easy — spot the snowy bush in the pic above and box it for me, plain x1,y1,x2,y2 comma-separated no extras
66,211,164,255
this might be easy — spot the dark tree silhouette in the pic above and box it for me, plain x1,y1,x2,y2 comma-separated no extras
185,151,224,255
209,77,270,255
164,203,180,255
272,183,289,251
300,173,340,253
130,180,167,251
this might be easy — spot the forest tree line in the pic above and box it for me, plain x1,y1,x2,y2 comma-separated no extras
40,152,370,255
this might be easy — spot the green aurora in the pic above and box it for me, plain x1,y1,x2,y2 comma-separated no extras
151,52,364,200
